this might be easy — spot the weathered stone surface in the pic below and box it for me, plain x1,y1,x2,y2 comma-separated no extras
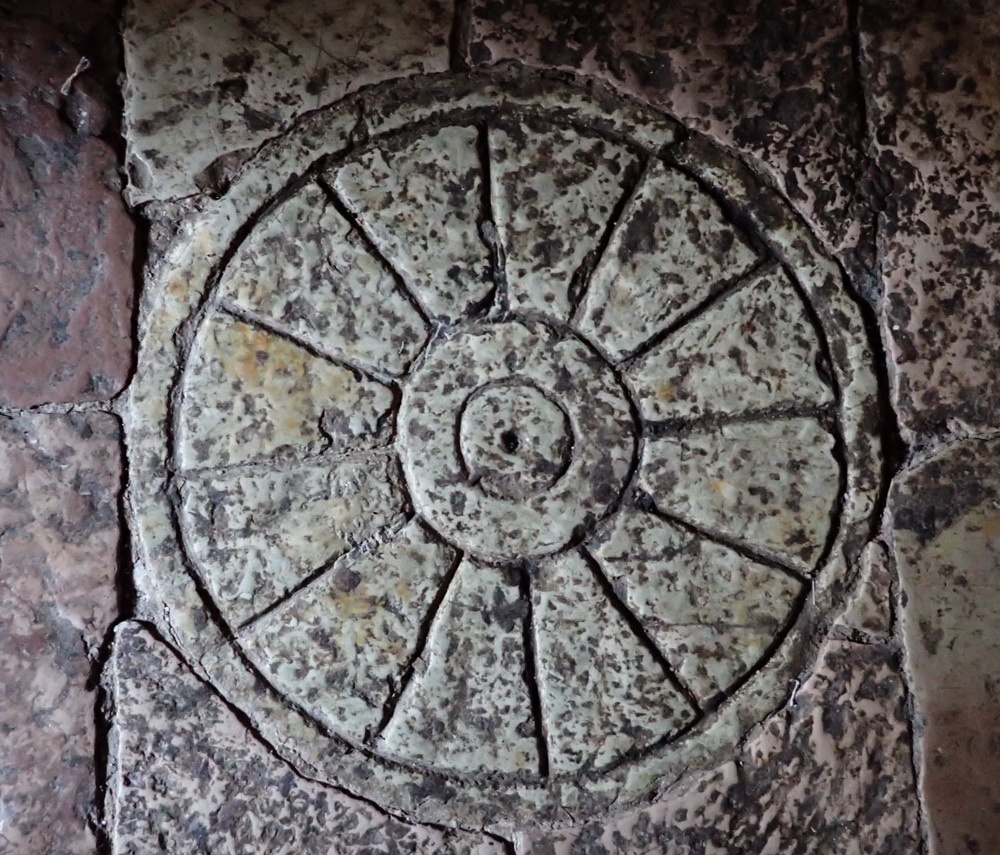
533,550,696,774
125,75,881,827
380,559,539,775
861,3,1000,441
628,265,835,422
893,438,1000,855
466,0,868,268
123,0,452,203
244,520,454,741
488,122,640,319
0,18,134,407
399,319,635,560
593,508,803,703
179,311,394,470
834,540,894,642
521,640,921,854
332,124,493,323
640,418,840,573
576,160,759,361
220,182,429,377
106,622,502,854
180,453,405,626
0,413,121,854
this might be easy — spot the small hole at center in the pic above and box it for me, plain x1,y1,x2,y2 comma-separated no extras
500,429,520,453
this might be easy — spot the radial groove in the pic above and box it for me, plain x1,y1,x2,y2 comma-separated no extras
636,496,811,586
519,564,551,777
619,258,774,369
316,176,436,330
240,519,458,743
478,123,510,319
219,299,399,387
568,154,653,327
643,402,837,440
372,539,466,741
581,546,703,711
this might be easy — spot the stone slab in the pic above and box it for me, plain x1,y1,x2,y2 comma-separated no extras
0,412,121,854
122,0,452,203
892,438,1000,855
861,2,1000,442
519,639,921,854
0,18,134,407
123,70,883,829
105,621,501,855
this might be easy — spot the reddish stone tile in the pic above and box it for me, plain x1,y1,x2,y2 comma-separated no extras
0,18,134,407
862,3,1000,441
467,0,871,271
522,639,920,854
892,438,1000,855
0,412,121,854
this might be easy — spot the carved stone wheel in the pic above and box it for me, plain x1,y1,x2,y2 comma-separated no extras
127,71,881,829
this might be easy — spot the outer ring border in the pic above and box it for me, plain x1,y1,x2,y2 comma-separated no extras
123,67,883,833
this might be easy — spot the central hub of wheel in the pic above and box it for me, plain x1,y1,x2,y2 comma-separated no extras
399,319,636,560
458,379,573,499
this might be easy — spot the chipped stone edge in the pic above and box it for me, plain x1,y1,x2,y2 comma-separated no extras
123,69,883,833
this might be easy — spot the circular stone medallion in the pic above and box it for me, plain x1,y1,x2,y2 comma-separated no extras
127,71,882,829
401,320,635,559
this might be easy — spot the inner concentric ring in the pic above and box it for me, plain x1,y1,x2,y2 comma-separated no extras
458,378,574,499
399,319,636,560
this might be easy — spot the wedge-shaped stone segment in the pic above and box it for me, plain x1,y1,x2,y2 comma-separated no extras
640,418,839,573
180,453,404,627
332,125,492,322
242,521,454,741
593,508,803,702
379,559,539,775
533,551,697,775
220,183,427,377
578,161,758,361
489,122,639,320
180,313,394,469
629,266,835,421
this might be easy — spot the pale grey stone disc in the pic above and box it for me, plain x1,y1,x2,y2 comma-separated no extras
126,72,882,830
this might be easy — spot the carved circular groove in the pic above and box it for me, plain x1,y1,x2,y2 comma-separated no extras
401,320,634,558
127,71,883,830
458,378,574,499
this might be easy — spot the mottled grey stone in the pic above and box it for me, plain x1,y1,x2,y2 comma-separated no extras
640,418,840,573
181,453,404,626
628,265,835,422
861,1,1000,442
220,182,429,378
179,311,394,469
577,159,759,361
125,72,881,827
533,550,696,774
332,125,493,323
243,520,454,742
379,559,539,775
520,640,921,854
489,122,640,319
467,0,868,271
105,622,502,854
123,0,452,202
593,508,803,703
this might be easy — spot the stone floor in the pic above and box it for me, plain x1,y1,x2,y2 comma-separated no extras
1,1,999,853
